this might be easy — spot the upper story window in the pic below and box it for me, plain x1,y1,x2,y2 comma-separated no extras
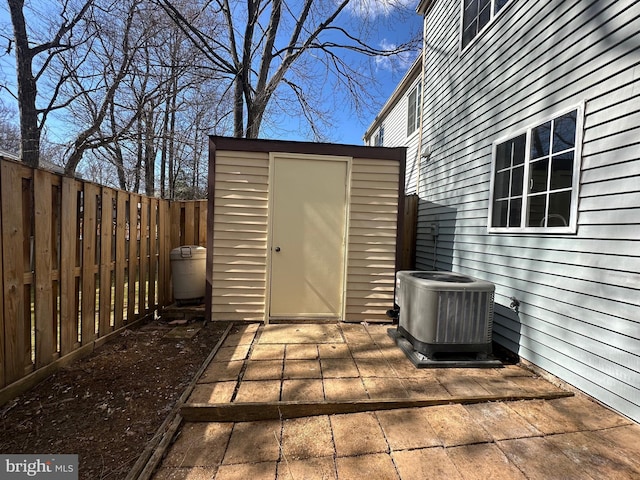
462,0,510,49
489,108,582,234
374,125,384,146
407,81,421,136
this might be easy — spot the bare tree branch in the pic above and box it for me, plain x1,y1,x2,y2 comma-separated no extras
158,0,419,140
64,0,139,174
7,0,96,167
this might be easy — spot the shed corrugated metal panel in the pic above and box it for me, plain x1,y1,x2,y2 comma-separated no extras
416,0,640,422
207,137,406,324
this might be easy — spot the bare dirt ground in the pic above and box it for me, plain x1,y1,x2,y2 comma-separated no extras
0,318,230,480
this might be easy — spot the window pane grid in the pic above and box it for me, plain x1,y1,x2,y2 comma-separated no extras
374,125,384,147
491,109,578,231
526,114,576,228
407,82,421,136
491,134,525,228
462,0,510,49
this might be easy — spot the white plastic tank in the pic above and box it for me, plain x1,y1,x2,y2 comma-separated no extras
170,245,206,303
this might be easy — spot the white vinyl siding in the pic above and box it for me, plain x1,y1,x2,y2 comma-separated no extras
404,78,422,194
417,0,640,422
364,65,422,194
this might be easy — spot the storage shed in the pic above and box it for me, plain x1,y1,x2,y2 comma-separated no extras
206,136,406,324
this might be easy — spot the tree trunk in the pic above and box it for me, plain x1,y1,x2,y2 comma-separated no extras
134,116,142,193
108,102,127,190
233,75,244,137
113,145,127,190
8,0,40,168
167,75,178,198
246,101,267,139
160,95,170,198
144,106,156,196
192,126,199,195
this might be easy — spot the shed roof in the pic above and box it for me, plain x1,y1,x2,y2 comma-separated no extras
209,136,406,162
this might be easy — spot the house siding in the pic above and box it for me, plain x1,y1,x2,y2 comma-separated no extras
364,61,422,194
416,0,640,422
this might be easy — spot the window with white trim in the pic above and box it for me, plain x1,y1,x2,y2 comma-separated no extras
407,81,421,136
489,108,581,233
374,125,384,146
462,0,510,49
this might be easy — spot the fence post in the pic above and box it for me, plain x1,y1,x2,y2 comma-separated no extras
400,194,418,270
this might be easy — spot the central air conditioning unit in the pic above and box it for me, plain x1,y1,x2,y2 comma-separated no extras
395,271,495,358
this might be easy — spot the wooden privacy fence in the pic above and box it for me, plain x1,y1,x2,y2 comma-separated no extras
0,156,206,404
399,194,418,271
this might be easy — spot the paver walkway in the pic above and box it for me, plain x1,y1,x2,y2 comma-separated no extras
151,323,640,480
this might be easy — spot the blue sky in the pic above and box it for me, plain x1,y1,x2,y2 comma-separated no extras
330,1,423,145
0,1,423,148
263,1,424,145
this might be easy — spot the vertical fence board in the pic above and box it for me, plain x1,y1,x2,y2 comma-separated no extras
21,175,33,373
399,194,418,270
114,191,127,329
81,184,99,345
60,177,80,355
148,199,157,309
127,195,139,321
158,200,170,305
198,200,207,247
1,162,28,383
51,182,61,356
0,164,4,388
138,197,149,315
33,170,56,368
170,202,181,250
99,188,113,336
184,201,195,245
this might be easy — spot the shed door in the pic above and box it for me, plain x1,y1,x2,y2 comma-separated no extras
269,156,348,320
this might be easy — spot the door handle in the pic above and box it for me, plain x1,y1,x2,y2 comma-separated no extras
274,246,281,252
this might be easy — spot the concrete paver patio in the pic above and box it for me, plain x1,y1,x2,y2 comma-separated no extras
151,323,640,479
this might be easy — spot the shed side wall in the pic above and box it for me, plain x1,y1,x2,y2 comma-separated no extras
417,0,640,422
211,151,269,321
346,158,400,323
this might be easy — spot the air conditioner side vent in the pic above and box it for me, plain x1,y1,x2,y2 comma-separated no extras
435,290,494,344
395,271,496,358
